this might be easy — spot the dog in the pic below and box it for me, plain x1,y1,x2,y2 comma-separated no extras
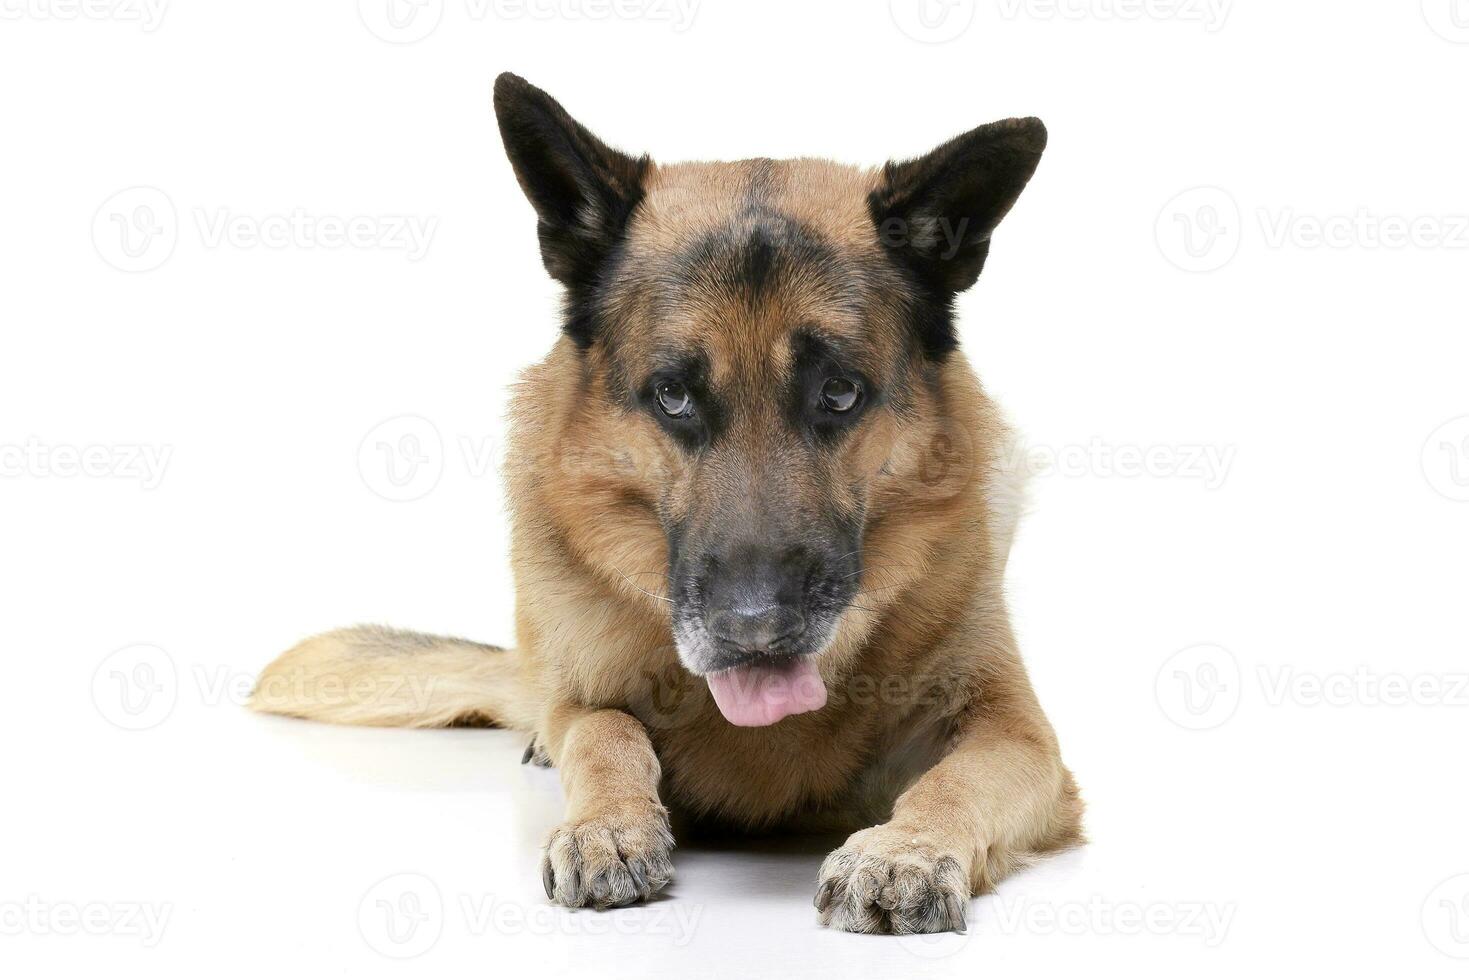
251,72,1083,936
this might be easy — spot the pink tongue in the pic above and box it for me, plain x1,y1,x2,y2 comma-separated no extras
705,658,827,727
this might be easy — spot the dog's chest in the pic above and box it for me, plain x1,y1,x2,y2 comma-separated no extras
642,693,949,829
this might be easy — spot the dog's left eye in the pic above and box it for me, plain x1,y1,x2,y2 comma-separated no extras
656,381,694,419
819,377,860,413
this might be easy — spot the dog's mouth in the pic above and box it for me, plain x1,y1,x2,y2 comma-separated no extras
704,655,827,727
667,547,858,726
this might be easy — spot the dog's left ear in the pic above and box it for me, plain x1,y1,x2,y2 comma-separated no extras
494,73,650,344
870,117,1047,353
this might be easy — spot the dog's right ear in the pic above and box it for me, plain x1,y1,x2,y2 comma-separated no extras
494,73,650,344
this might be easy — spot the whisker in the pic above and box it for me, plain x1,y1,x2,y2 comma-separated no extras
609,565,673,604
839,563,920,580
851,584,904,598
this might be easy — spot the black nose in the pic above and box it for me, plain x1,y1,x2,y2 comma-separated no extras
707,603,806,653
703,545,808,654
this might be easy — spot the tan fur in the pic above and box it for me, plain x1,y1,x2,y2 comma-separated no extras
252,152,1082,935
251,624,538,731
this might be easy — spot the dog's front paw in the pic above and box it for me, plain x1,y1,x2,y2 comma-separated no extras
815,826,970,935
541,798,675,909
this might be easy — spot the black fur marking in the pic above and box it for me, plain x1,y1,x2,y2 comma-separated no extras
741,231,777,295
787,329,879,445
671,216,850,313
667,160,852,309
635,349,725,452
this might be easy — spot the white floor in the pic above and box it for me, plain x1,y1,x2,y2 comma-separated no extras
6,678,1463,978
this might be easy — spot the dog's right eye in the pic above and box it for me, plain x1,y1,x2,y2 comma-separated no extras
655,381,693,419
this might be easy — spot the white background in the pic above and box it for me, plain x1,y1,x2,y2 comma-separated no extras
3,1,1468,976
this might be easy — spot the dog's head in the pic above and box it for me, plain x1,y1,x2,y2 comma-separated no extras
494,74,1044,725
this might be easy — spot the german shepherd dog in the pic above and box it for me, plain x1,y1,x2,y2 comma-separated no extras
252,73,1082,935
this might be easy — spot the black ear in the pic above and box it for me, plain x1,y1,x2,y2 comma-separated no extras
493,73,649,346
869,117,1047,357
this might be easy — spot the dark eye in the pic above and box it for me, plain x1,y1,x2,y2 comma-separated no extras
819,377,860,413
656,381,693,419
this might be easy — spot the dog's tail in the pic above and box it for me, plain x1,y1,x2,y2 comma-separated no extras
248,625,539,731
